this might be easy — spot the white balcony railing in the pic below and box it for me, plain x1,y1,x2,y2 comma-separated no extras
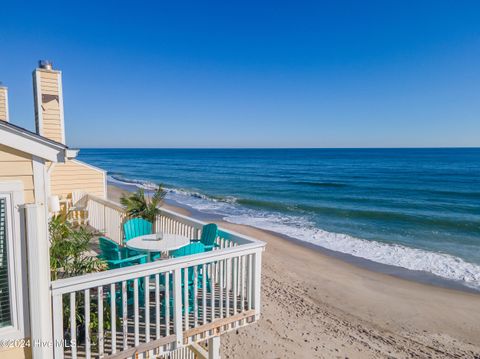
50,195,265,359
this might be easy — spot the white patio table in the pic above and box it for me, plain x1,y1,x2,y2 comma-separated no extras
125,232,190,261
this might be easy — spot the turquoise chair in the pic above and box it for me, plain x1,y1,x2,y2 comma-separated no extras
123,218,156,259
99,236,129,260
98,237,148,269
98,237,148,313
172,242,210,290
172,242,206,258
103,253,148,269
159,242,208,317
123,218,153,242
192,223,219,251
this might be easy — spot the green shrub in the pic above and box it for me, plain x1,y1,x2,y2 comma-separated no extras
49,213,107,281
49,214,111,346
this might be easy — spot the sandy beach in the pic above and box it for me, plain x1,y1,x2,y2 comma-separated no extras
109,185,480,358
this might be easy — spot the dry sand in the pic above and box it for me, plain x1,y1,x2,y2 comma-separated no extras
108,185,480,358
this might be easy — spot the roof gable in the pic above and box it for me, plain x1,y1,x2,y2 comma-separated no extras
0,121,77,162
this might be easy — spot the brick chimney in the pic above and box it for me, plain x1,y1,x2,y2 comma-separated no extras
32,60,65,144
0,83,9,122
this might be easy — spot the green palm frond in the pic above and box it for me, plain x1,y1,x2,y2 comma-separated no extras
120,184,166,222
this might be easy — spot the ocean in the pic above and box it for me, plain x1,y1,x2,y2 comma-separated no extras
78,148,480,290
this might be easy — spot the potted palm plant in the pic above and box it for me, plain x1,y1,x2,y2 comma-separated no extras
120,184,166,231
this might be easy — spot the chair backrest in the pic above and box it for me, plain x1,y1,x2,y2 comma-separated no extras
98,236,122,260
200,223,218,246
71,190,87,206
172,242,206,258
123,218,153,242
99,236,120,250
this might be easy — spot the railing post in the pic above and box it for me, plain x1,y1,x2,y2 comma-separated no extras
208,336,220,359
173,268,184,348
52,293,64,359
102,203,106,235
24,204,55,358
252,249,263,320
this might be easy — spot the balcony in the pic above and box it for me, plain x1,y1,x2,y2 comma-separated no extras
50,195,266,358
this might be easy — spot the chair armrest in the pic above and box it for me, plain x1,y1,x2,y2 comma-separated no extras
106,253,148,265
204,243,220,251
125,253,149,261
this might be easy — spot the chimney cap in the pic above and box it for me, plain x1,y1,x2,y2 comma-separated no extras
38,60,53,70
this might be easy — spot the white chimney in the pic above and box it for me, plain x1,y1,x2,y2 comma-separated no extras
32,60,65,144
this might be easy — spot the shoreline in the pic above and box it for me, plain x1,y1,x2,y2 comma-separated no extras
108,184,480,358
111,180,479,294
176,196,480,294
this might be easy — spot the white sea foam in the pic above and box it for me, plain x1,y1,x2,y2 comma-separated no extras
108,176,480,290
224,213,480,290
109,175,159,191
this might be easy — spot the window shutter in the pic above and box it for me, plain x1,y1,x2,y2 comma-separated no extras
0,197,11,327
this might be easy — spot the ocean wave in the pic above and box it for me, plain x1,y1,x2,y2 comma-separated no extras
109,175,238,206
108,175,480,290
109,174,159,191
223,213,480,290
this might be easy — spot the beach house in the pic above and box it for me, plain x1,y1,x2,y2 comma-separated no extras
0,62,265,358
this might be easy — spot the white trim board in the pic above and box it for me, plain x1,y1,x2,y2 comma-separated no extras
0,122,74,162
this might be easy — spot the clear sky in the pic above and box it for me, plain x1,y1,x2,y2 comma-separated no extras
1,1,479,148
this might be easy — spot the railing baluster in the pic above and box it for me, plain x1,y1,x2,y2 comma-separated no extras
202,263,207,325
144,276,150,345
155,273,160,340
226,258,231,319
241,255,246,314
193,266,198,329
85,289,91,359
110,283,116,354
98,286,104,357
211,262,215,323
247,254,252,311
134,278,140,347
122,281,128,350
233,257,238,317
165,272,170,336
183,268,189,331
173,268,184,348
70,292,77,359
219,260,224,318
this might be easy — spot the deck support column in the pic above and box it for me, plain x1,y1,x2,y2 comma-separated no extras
24,203,54,358
208,336,221,359
252,249,263,320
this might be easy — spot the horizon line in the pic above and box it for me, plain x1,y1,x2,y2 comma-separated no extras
75,146,480,150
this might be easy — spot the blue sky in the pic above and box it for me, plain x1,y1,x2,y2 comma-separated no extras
1,1,479,148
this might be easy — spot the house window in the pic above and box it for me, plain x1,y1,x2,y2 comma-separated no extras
0,184,27,341
0,197,12,328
